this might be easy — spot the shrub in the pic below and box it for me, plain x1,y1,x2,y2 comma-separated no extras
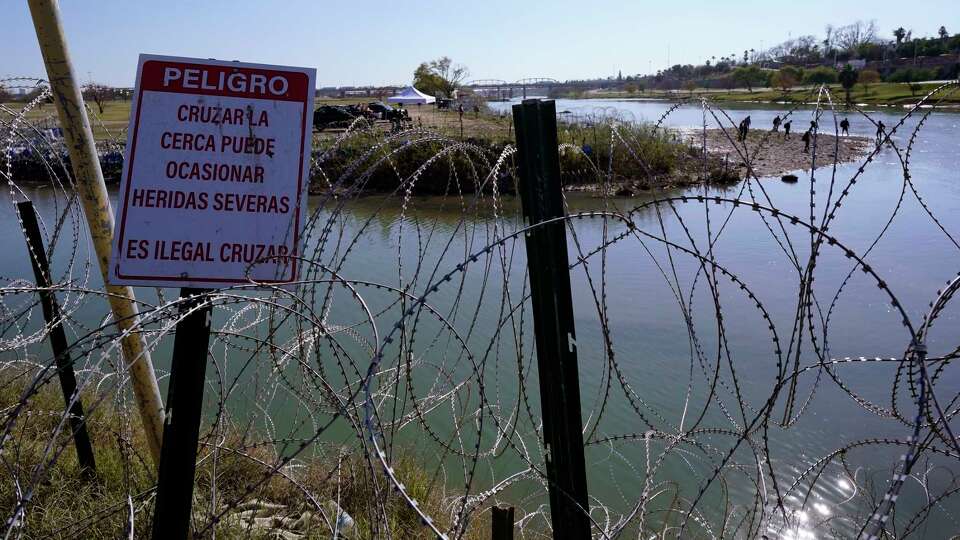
935,63,959,80
802,66,838,85
886,67,936,83
771,70,799,92
730,66,770,92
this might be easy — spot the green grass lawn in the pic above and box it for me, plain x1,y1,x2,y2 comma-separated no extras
701,82,959,105
3,99,132,140
3,96,391,141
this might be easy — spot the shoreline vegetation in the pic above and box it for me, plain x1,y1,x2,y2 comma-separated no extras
0,369,479,539
5,95,878,198
571,81,960,107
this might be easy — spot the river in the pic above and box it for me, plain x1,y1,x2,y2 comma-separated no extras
3,97,960,537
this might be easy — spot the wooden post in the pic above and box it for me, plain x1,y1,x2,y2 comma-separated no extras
27,0,165,466
512,98,591,539
151,288,213,540
491,506,515,540
17,200,96,476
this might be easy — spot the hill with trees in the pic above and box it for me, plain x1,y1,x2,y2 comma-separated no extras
591,21,958,98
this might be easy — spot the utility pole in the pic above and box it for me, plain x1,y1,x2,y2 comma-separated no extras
27,0,165,465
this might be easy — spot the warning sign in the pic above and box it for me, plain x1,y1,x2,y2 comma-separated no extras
109,54,316,288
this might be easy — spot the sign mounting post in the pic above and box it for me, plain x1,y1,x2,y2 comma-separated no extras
108,54,315,539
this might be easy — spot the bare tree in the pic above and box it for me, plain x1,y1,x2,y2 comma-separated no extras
82,83,112,114
767,35,821,64
427,57,469,98
834,20,879,52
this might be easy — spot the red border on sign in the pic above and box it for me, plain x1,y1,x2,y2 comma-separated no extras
139,60,309,101
115,59,309,285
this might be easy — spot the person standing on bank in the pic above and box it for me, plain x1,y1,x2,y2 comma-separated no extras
783,120,792,139
801,129,812,153
772,115,781,132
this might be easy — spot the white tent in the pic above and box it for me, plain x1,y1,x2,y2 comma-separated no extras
387,86,436,105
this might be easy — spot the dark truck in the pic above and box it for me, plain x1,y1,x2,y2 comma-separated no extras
312,105,378,131
313,103,410,132
368,102,410,122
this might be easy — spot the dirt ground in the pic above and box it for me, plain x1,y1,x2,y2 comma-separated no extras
685,128,872,178
404,104,514,142
311,104,514,144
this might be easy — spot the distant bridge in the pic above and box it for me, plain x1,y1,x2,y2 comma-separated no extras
465,78,569,99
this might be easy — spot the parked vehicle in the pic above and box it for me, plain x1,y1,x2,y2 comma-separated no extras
367,102,393,119
313,105,360,131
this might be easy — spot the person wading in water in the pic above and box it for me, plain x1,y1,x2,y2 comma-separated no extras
840,117,850,136
876,120,886,145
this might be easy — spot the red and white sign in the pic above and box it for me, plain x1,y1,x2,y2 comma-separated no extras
109,54,316,288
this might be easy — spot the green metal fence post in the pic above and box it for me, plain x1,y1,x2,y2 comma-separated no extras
151,288,213,539
512,98,591,539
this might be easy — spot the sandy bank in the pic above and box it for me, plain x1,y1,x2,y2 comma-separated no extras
685,129,872,178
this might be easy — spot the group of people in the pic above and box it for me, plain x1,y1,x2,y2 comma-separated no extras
736,114,887,153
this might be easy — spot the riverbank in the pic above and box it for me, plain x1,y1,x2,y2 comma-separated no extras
684,129,872,177
6,99,740,196
578,81,960,107
0,370,473,538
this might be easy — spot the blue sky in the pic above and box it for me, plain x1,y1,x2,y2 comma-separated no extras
4,1,956,87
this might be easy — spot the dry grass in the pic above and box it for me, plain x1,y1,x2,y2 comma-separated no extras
0,368,489,538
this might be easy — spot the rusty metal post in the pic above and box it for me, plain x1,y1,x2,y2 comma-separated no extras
27,0,165,466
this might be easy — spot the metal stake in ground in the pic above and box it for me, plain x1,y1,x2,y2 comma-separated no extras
17,200,96,476
151,288,213,540
491,505,515,540
512,98,591,538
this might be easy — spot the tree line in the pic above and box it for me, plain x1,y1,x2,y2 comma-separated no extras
625,21,958,94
